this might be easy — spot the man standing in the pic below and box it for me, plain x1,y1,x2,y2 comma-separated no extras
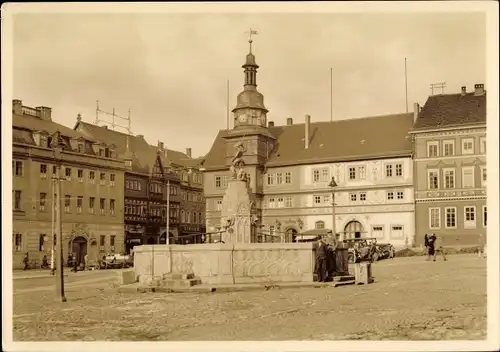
23,252,29,271
315,237,328,282
426,233,436,261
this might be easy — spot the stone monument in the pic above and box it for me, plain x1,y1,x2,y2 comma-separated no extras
220,142,256,243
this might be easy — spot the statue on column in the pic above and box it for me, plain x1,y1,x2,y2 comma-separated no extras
230,142,248,181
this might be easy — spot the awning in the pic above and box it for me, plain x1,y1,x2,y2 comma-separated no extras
299,229,332,237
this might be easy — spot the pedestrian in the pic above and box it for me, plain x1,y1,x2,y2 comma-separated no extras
67,254,73,268
23,252,29,271
478,234,486,259
432,234,447,261
424,234,430,257
84,253,89,271
426,233,436,261
41,255,49,269
315,236,328,282
72,254,78,273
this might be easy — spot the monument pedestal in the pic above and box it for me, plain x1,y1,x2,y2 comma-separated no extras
220,179,255,244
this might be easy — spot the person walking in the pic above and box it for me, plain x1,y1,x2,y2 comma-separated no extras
426,234,436,261
71,253,78,273
432,234,447,261
315,237,328,282
478,233,486,259
424,234,430,257
23,252,29,271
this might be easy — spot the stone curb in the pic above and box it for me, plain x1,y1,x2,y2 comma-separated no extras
13,274,69,281
117,280,364,294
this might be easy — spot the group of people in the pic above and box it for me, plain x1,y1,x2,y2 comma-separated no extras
424,233,447,261
314,236,344,282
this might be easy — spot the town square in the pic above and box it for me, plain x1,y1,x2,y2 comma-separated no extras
3,2,498,351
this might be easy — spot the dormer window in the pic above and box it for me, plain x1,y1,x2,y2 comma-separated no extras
105,148,110,158
77,143,84,153
99,148,105,157
40,135,48,148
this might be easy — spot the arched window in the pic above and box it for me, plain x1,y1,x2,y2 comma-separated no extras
187,211,191,224
193,212,197,224
180,210,185,223
315,221,325,229
199,212,202,224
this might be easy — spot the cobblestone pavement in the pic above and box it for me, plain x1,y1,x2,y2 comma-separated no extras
12,254,486,341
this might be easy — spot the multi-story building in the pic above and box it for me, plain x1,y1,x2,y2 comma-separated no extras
12,100,126,269
74,120,205,249
202,39,416,248
410,84,487,247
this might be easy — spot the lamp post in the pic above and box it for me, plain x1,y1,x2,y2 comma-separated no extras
328,177,338,241
50,176,56,275
52,161,66,302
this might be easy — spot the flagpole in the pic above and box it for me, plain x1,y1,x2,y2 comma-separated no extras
330,68,333,122
405,58,408,113
226,79,230,129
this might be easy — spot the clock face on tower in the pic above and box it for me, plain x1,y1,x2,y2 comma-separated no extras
238,113,248,123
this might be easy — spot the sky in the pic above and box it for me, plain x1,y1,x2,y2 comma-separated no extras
12,10,486,158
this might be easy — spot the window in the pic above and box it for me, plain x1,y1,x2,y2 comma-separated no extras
110,173,116,186
215,200,222,211
349,167,356,180
13,161,24,177
385,164,393,177
429,208,441,229
396,191,404,200
350,193,357,202
39,193,47,211
462,167,475,188
479,137,486,154
285,172,292,184
285,196,293,208
315,221,325,230
14,190,22,210
481,167,486,187
395,164,403,177
77,196,83,213
267,173,275,185
464,206,476,229
386,191,394,200
110,199,115,215
323,194,330,204
110,236,116,252
89,197,95,214
222,176,229,188
52,165,57,175
269,198,276,209
40,135,48,147
483,206,487,227
99,148,105,157
277,197,284,208
89,171,95,184
443,169,455,189
445,207,457,229
77,169,84,182
427,142,439,157
443,140,455,156
180,210,185,223
64,195,71,213
40,164,48,179
321,168,329,182
359,192,366,201
77,143,84,153
276,173,283,184
390,225,404,238
39,234,46,252
100,198,105,214
312,170,320,183
100,172,106,185
462,138,474,155
428,169,439,189
186,211,191,223
358,166,366,180
193,212,198,224
65,167,71,180
14,233,22,252
100,235,105,251
313,195,321,205
371,225,384,238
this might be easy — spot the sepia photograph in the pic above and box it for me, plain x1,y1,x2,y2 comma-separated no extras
2,2,499,351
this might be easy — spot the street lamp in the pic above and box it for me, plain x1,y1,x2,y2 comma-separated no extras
52,139,66,302
328,177,339,241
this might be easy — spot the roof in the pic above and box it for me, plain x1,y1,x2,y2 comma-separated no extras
412,92,486,131
74,121,199,174
203,112,414,169
13,112,85,140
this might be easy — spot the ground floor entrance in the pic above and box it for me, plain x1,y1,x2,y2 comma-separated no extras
70,236,87,265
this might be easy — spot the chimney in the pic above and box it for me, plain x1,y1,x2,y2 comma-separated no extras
413,102,420,123
137,134,144,139
268,121,275,128
12,99,22,115
305,114,311,149
461,86,467,96
286,117,293,126
158,141,164,150
474,84,485,96
186,148,192,158
35,106,52,121
103,125,108,129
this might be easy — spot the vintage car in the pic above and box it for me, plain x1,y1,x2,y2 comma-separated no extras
343,238,379,263
98,254,133,269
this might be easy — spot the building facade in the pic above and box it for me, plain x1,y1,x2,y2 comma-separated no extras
74,120,205,250
202,40,416,248
410,84,487,247
12,100,126,269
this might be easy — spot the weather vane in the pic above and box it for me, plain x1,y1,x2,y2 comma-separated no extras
245,28,258,52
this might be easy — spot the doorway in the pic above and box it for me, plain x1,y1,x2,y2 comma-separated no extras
286,228,298,243
344,221,364,240
71,236,88,265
